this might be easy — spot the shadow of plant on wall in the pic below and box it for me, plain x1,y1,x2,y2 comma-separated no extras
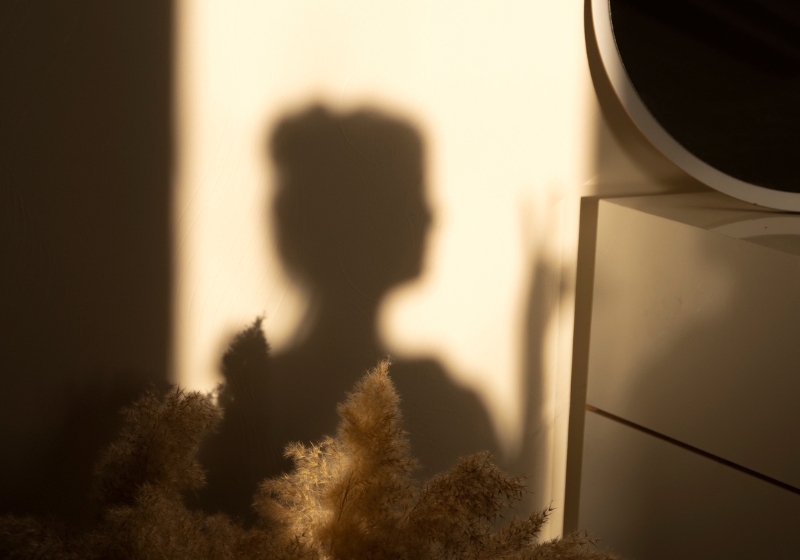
0,322,616,559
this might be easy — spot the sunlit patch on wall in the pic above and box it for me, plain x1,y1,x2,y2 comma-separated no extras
170,1,596,540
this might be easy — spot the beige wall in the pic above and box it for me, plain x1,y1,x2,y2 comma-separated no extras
172,0,706,536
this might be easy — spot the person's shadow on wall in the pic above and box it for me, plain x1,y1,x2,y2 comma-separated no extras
196,105,500,523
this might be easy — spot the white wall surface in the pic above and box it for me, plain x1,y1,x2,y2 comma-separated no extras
172,0,701,536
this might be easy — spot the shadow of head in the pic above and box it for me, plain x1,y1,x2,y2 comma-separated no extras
270,105,432,302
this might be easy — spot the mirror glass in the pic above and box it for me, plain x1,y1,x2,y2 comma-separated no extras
597,0,800,209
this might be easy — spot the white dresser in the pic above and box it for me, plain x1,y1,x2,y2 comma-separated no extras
567,192,800,559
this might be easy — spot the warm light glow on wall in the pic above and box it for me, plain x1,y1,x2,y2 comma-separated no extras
172,1,595,537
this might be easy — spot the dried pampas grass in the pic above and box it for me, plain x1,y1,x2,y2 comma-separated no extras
0,324,616,560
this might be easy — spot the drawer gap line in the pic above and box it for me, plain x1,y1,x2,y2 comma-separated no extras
585,404,800,496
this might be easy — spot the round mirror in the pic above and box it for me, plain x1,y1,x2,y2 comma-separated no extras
591,0,800,211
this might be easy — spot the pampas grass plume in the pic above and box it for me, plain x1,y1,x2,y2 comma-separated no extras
0,324,617,560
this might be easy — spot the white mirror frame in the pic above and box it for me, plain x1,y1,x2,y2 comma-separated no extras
591,0,800,212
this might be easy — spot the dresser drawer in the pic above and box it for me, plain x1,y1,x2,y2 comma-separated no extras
579,410,800,560
586,193,800,488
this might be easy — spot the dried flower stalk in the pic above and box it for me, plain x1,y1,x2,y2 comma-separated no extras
0,323,617,560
